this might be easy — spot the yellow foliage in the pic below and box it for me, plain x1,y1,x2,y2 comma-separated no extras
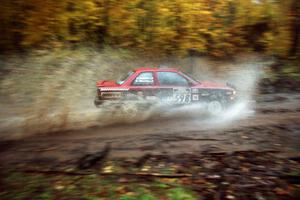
0,0,297,57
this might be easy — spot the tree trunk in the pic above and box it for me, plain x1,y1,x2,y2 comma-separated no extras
289,0,300,56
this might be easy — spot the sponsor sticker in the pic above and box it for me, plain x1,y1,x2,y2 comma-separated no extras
173,88,191,104
192,94,199,101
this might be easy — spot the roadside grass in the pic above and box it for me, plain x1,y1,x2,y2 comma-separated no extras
1,158,198,200
1,152,300,200
1,170,197,200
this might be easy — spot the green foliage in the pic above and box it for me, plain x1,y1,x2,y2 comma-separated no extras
2,171,189,200
167,187,197,200
120,193,157,200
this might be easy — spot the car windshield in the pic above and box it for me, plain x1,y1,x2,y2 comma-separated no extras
117,71,134,85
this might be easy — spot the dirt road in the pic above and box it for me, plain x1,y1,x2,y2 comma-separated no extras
0,93,299,168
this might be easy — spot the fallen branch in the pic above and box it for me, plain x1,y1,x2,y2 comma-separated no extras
288,156,300,162
22,169,90,176
135,153,153,167
21,169,192,178
279,174,300,184
164,137,221,142
77,143,111,170
230,150,281,154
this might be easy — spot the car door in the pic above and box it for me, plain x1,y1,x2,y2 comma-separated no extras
156,71,191,104
128,71,157,101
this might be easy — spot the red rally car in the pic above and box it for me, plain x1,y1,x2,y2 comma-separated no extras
95,68,236,113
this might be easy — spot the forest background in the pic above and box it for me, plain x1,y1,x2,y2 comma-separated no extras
1,0,299,59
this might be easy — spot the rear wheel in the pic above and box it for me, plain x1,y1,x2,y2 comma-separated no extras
121,103,139,118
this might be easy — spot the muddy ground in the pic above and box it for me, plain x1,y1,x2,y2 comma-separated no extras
0,93,300,200
0,93,299,168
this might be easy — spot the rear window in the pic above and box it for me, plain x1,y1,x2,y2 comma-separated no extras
132,72,154,86
157,72,189,86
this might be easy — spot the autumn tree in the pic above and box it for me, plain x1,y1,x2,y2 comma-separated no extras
0,0,298,57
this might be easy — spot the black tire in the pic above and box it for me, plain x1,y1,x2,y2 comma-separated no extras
207,100,223,115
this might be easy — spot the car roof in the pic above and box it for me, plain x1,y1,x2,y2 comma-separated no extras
134,67,179,72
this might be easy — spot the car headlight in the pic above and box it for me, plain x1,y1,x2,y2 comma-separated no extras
226,90,236,95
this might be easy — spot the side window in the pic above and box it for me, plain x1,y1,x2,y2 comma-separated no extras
157,72,189,86
132,72,154,86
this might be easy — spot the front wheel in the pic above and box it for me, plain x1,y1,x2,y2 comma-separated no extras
207,100,223,115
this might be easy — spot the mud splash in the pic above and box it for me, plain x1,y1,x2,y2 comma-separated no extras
0,50,268,139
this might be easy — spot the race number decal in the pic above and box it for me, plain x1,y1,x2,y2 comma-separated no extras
173,88,191,104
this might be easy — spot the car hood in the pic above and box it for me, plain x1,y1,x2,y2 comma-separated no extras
96,80,119,87
194,81,233,90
